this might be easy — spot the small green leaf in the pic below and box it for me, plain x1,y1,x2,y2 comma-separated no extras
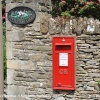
61,12,71,17
98,80,100,85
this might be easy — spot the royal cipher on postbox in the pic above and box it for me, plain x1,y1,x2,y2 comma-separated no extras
52,36,75,90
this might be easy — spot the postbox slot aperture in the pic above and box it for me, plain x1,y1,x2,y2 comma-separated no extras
56,45,71,50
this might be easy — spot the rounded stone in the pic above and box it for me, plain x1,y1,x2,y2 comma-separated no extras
54,97,65,100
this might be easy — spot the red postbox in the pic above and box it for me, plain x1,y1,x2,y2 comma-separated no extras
52,36,75,90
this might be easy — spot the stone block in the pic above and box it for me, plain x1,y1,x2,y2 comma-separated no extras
40,14,49,34
49,18,57,35
37,62,45,66
7,85,26,100
25,0,33,3
6,3,17,12
95,20,100,34
11,29,25,42
54,97,65,100
33,0,38,3
33,21,40,32
6,31,12,41
6,0,12,4
7,60,35,70
86,86,94,91
6,21,13,31
11,0,23,3
6,42,13,60
64,23,70,35
87,81,97,87
7,69,15,85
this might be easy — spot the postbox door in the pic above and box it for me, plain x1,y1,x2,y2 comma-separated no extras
52,37,75,90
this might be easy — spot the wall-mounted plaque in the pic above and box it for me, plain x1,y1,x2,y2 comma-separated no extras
8,6,36,25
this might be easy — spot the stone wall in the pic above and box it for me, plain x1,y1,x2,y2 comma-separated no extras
6,0,100,100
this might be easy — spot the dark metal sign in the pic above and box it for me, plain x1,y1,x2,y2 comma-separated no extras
8,6,36,25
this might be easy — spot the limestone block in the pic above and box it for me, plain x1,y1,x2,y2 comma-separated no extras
86,60,98,65
34,88,45,94
45,60,52,66
12,44,25,50
6,21,12,31
6,42,13,59
78,53,93,59
95,93,100,97
86,86,94,91
76,17,84,34
37,62,45,66
49,18,57,35
11,0,23,3
87,25,95,33
87,81,97,87
6,0,12,3
6,3,17,12
26,45,51,51
54,97,65,100
40,14,49,34
7,69,15,85
7,60,35,70
33,21,40,32
40,6,48,12
14,76,37,82
10,29,25,42
76,40,85,43
95,20,100,34
87,18,95,33
72,19,77,32
30,54,45,61
6,31,12,41
32,12,41,32
64,23,70,35
17,53,29,60
33,0,38,3
89,73,100,77
77,67,87,74
55,17,62,34
7,85,26,100
38,0,52,6
25,0,33,3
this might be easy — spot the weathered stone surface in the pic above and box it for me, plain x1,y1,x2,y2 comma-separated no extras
54,97,65,100
76,17,84,34
6,1,100,99
11,0,23,3
6,21,12,31
7,85,26,100
40,14,49,34
11,30,25,42
6,0,12,3
38,0,52,6
25,0,33,3
49,18,57,35
6,42,13,59
33,22,40,31
7,60,35,70
7,69,15,84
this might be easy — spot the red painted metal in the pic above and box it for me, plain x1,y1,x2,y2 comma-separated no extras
52,36,75,90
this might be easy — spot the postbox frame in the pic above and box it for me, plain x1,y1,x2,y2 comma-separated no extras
52,36,76,90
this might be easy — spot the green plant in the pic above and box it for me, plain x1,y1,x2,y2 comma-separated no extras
98,80,100,85
52,0,100,20
3,22,6,79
